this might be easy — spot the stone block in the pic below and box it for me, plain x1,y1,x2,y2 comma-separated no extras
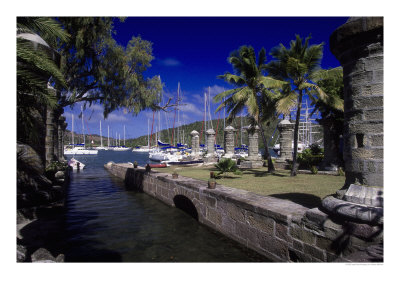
258,231,288,260
225,202,246,223
303,243,326,261
304,208,329,230
369,134,383,147
364,55,383,72
363,108,383,121
289,224,316,245
288,248,312,262
206,207,222,227
292,239,304,252
316,236,336,254
246,211,274,234
344,184,383,207
275,222,290,242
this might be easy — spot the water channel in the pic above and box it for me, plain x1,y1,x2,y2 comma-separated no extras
63,150,270,262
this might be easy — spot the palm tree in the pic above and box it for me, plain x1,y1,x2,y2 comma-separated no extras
267,35,342,176
214,46,287,172
17,17,69,144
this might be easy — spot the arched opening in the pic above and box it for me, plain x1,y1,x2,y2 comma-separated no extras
173,195,198,221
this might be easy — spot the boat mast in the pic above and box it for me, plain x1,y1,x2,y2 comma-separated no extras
147,119,150,149
81,106,85,148
124,125,126,146
240,113,243,146
72,114,74,146
204,92,207,145
100,120,103,147
107,125,110,148
177,82,180,144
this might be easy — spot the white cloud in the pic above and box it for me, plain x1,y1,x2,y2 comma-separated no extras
158,57,182,67
105,113,129,123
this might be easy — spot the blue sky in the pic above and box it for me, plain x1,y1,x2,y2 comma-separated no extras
63,17,348,140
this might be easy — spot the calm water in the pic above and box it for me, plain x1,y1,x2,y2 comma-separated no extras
63,150,270,262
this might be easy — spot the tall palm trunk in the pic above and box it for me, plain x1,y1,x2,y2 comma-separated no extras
255,89,275,172
258,123,275,172
291,90,303,176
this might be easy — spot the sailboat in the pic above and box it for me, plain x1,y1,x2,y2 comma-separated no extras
96,120,108,150
64,109,98,155
113,125,130,151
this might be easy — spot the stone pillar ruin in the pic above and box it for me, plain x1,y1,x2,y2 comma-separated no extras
322,17,383,225
190,130,200,157
275,119,295,169
223,125,236,158
239,126,263,168
204,129,217,163
45,106,55,167
58,115,67,161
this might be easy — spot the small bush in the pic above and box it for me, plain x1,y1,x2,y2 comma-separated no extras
214,158,241,177
310,165,318,174
337,167,345,176
297,148,323,170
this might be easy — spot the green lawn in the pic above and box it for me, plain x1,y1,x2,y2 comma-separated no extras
158,165,345,208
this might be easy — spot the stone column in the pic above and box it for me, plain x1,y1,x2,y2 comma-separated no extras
247,126,259,160
58,116,67,161
239,126,263,168
275,119,295,169
204,129,217,162
190,130,200,157
45,106,55,167
322,17,383,225
223,126,236,158
330,17,383,188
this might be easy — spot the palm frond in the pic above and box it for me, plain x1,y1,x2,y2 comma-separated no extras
275,91,298,115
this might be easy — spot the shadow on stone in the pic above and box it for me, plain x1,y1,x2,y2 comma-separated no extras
269,193,321,209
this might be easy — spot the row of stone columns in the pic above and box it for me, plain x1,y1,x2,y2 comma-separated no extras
190,125,263,167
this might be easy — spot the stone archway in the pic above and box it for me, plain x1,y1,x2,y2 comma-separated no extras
173,195,199,221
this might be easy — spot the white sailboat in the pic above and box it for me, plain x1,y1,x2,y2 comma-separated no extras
64,107,98,155
96,120,108,150
113,126,130,151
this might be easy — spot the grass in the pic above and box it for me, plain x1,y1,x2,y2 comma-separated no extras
158,165,345,208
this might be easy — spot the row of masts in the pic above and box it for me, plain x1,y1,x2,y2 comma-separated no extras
70,106,127,148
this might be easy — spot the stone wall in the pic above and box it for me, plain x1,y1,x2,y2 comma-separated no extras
105,163,382,262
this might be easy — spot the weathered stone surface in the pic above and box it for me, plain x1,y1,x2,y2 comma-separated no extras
290,225,316,245
322,196,383,225
246,211,274,234
31,248,57,263
105,162,382,262
344,184,383,207
303,243,325,261
223,126,236,158
17,244,27,262
257,232,288,260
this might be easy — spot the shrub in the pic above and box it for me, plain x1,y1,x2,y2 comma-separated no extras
338,167,345,176
310,165,319,174
297,148,323,170
310,143,324,155
214,158,241,177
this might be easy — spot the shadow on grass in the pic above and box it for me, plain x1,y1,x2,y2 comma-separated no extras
269,193,321,209
242,169,289,178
